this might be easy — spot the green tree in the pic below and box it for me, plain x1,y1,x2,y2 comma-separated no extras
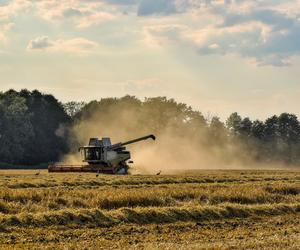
277,113,300,163
20,90,70,164
250,120,266,161
63,101,85,118
208,116,227,146
0,90,34,164
263,115,280,161
240,117,252,137
251,120,265,140
226,112,242,136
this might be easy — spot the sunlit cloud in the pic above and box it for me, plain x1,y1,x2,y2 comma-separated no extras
0,0,30,43
1,0,299,66
27,36,98,55
138,1,300,66
34,0,116,28
0,0,31,21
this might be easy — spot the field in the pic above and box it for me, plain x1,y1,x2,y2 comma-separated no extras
0,169,299,249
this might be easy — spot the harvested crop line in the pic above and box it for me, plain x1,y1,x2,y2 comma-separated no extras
2,176,299,190
0,170,299,249
0,203,299,228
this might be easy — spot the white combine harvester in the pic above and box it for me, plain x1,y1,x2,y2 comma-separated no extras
48,134,156,174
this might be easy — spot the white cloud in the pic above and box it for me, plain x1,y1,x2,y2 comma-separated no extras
0,0,31,21
142,23,187,48
27,36,52,50
27,36,98,55
0,0,28,43
253,55,292,67
34,0,116,28
75,11,115,28
2,0,300,66
139,1,300,66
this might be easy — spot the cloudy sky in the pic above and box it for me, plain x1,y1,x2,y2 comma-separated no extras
0,0,300,120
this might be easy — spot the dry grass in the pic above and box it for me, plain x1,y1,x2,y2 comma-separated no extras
0,183,299,214
0,169,299,249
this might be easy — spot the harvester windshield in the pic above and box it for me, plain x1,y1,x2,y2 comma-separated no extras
81,147,102,163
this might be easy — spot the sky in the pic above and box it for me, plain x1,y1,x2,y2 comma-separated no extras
0,0,300,120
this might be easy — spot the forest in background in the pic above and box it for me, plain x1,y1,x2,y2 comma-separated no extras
1,89,300,168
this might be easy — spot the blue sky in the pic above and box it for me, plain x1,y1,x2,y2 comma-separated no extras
0,0,300,120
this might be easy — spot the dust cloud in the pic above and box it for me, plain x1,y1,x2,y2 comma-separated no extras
61,98,282,174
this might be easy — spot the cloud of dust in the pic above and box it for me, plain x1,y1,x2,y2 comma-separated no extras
61,98,275,174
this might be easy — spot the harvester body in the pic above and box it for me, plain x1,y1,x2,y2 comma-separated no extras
48,134,155,174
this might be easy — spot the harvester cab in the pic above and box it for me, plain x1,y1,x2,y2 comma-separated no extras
49,134,156,175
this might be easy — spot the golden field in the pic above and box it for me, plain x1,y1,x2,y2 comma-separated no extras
0,169,299,249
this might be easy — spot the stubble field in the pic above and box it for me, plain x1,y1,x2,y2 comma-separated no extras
0,169,299,249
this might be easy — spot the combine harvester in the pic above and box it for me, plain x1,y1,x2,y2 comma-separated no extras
48,134,156,175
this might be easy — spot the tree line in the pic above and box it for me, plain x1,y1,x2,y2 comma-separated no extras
0,90,69,166
0,89,300,167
